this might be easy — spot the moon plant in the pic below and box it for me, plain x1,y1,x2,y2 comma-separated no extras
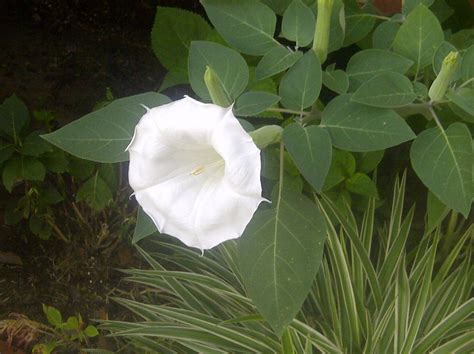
127,96,264,250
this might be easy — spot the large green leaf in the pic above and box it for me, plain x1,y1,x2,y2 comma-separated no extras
200,0,280,55
410,122,473,217
351,72,417,108
42,92,170,163
393,4,444,76
281,0,315,48
283,123,332,192
234,92,280,117
346,49,413,90
256,47,303,80
279,51,322,110
0,94,29,140
133,207,158,243
239,187,326,336
188,41,249,102
321,94,416,152
151,7,211,71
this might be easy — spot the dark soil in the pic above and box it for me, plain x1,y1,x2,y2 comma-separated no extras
0,0,200,351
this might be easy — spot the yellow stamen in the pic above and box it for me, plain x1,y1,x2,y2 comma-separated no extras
191,166,205,176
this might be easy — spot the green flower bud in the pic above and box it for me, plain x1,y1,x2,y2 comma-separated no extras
204,66,232,107
249,125,283,149
312,0,334,63
429,51,459,102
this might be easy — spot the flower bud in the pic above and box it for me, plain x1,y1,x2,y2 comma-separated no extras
249,125,283,149
429,51,459,102
312,0,334,63
204,66,232,107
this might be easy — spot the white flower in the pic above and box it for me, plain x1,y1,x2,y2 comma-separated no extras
127,96,264,250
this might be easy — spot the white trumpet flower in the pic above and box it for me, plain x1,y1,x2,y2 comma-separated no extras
127,96,264,250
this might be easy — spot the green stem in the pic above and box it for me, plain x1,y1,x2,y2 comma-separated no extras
458,77,474,89
266,107,310,116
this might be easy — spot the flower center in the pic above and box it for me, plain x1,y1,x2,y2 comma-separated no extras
190,156,225,177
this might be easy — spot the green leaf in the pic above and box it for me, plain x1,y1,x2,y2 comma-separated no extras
40,186,64,205
21,131,53,156
322,69,349,94
346,49,413,90
201,0,280,55
29,215,52,240
151,7,211,71
76,173,113,211
393,4,444,76
279,51,322,110
67,157,95,181
256,47,303,80
372,21,399,50
410,122,473,217
345,172,379,199
355,150,384,173
84,325,99,338
158,66,189,92
343,7,375,46
402,0,434,14
0,94,29,140
239,187,327,336
321,94,416,152
323,150,356,191
426,191,449,229
0,141,15,164
188,41,248,102
447,88,474,117
461,45,474,85
283,123,332,192
132,207,158,244
41,150,69,173
2,157,46,191
62,316,80,330
281,0,315,48
351,72,417,108
43,305,62,327
234,92,280,117
42,92,170,163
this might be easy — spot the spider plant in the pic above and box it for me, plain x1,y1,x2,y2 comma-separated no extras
100,176,473,353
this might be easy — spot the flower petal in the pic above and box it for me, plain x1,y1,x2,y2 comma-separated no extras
128,96,264,249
